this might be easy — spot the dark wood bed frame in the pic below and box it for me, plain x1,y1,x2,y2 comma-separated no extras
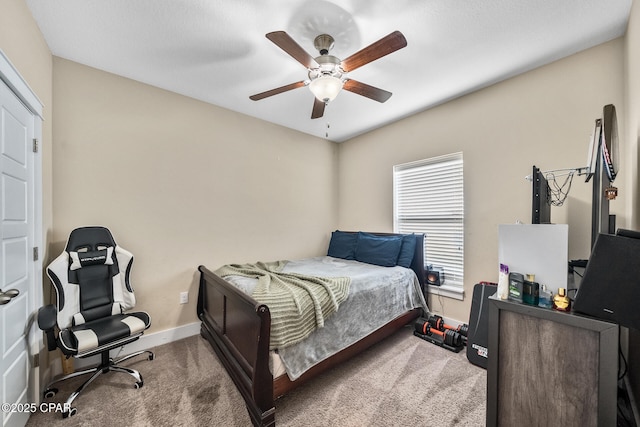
196,232,426,427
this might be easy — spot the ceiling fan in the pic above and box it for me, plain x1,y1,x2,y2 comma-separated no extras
249,30,407,119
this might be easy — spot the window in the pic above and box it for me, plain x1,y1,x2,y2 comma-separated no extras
393,152,464,298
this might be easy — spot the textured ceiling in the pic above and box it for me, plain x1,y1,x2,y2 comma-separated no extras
26,0,632,142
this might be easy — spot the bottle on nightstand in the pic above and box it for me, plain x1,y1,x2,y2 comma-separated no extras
538,285,553,309
522,274,539,306
508,272,524,303
552,288,571,312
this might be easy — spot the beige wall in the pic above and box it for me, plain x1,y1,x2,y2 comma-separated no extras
0,0,53,261
337,39,625,322
51,58,338,332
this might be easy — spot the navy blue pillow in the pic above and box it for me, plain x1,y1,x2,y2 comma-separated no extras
327,230,358,260
396,234,417,268
354,232,403,267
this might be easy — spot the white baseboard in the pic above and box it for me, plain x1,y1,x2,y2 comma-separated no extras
117,321,201,355
44,321,201,381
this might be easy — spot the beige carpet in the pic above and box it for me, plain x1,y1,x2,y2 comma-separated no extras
26,325,486,426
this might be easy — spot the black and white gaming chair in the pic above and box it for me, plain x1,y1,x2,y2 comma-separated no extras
38,226,153,418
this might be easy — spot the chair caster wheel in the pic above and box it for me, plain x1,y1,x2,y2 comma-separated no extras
148,353,154,361
44,388,58,399
135,381,143,389
63,407,77,418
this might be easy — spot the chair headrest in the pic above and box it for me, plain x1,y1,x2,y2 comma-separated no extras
66,226,117,252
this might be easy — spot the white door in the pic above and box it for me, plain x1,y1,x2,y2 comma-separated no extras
0,77,36,427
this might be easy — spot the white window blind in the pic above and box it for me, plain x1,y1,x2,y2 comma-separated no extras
393,152,464,287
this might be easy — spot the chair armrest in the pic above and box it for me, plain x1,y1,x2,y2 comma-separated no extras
37,304,57,331
38,305,59,352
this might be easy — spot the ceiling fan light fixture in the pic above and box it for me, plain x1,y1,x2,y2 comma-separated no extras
309,75,343,103
251,30,407,119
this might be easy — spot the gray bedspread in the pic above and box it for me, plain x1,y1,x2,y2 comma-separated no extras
214,261,351,350
223,256,429,381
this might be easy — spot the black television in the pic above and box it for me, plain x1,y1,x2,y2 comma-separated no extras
531,165,551,224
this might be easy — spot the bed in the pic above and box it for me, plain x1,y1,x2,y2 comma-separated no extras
196,231,428,427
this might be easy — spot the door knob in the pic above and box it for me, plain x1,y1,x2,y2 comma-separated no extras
0,289,19,305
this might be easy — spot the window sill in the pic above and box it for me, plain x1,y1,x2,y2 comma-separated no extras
427,284,465,301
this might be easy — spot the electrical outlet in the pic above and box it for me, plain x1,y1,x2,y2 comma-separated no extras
179,291,189,304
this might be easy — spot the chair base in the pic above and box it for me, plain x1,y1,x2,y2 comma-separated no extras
43,349,154,418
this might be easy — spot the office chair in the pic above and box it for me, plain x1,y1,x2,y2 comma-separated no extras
38,226,153,418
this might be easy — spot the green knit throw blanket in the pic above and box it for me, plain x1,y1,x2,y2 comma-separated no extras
215,261,351,350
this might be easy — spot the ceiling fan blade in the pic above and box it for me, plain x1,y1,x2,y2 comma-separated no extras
249,81,306,101
311,97,325,119
343,80,392,103
266,31,319,69
341,31,407,73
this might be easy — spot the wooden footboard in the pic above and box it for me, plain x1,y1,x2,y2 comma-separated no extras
197,265,275,427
